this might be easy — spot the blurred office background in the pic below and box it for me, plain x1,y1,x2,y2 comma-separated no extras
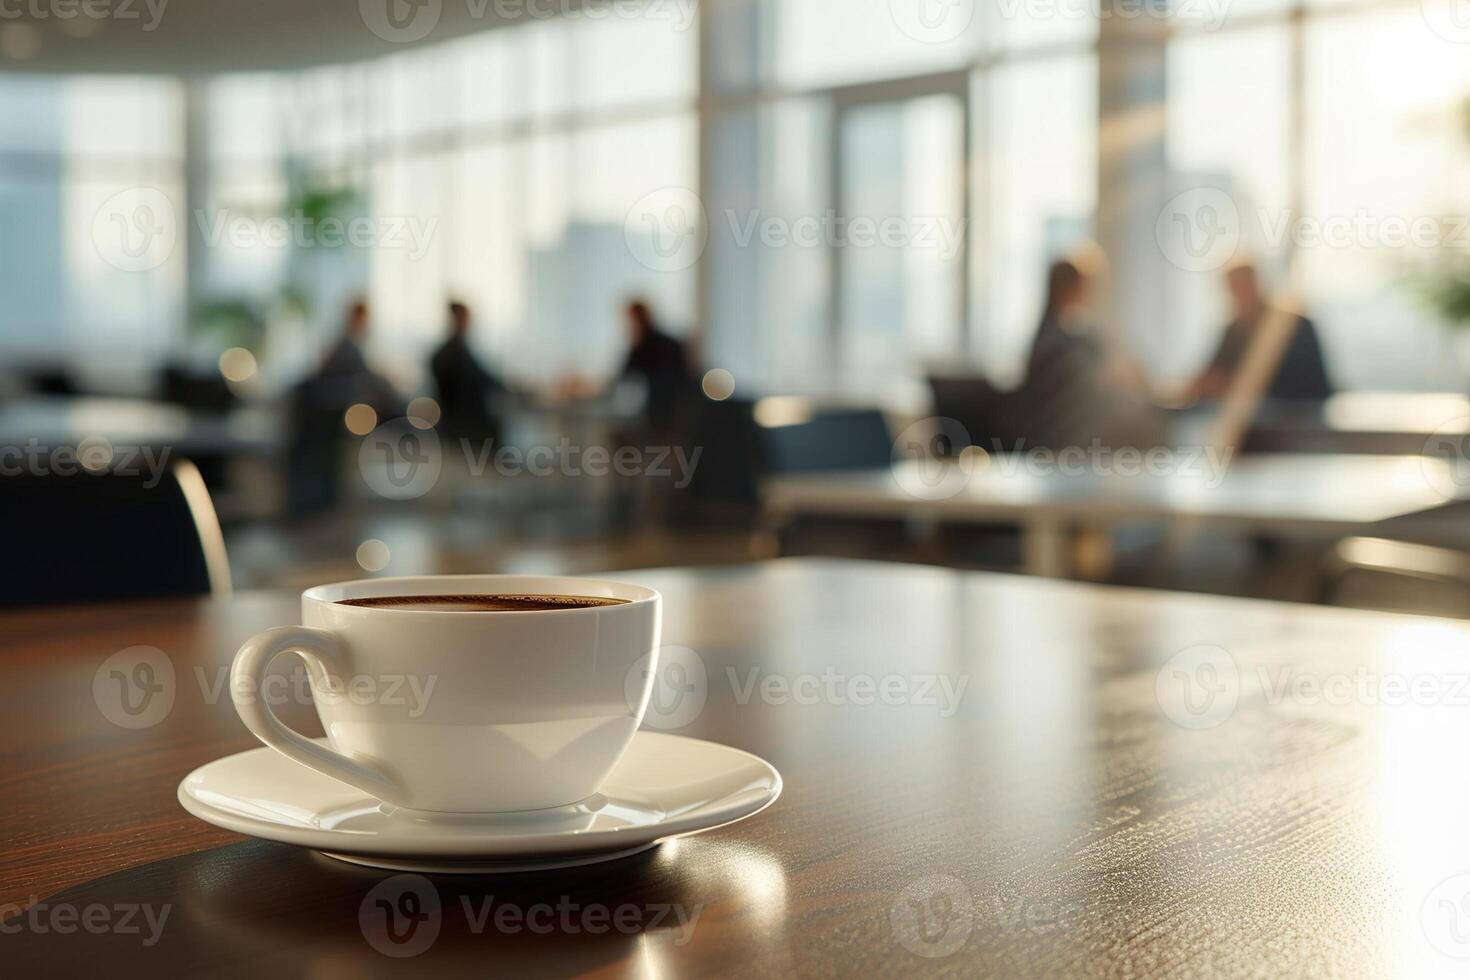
3,0,1470,613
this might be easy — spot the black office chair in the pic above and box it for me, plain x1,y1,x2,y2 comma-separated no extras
757,405,917,558
0,459,231,608
925,375,1031,567
158,365,238,413
927,374,1028,455
670,396,765,527
760,407,894,474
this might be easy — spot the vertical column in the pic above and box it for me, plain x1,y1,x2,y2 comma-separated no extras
1096,8,1168,365
696,0,765,378
182,76,210,338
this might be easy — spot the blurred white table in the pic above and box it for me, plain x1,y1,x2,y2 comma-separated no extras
1222,392,1470,455
0,396,278,456
764,453,1463,577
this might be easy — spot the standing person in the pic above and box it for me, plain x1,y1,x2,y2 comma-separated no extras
1188,262,1333,403
311,298,401,418
284,299,399,516
430,301,508,443
619,299,693,440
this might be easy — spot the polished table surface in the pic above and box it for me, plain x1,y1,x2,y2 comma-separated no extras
9,558,1470,976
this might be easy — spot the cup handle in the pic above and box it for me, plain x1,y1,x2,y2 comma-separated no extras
231,626,400,801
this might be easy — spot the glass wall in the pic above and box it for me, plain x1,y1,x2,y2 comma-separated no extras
702,0,1097,398
1166,0,1470,390
1,0,1467,397
199,19,698,390
0,76,184,383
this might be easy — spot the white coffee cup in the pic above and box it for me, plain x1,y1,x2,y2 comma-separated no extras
230,574,661,813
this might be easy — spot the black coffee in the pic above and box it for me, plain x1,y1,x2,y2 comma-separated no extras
337,593,628,612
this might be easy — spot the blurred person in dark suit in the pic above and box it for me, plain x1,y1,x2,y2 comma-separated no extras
284,299,400,516
619,299,694,440
1022,254,1164,450
312,299,399,416
430,301,508,442
1188,262,1333,403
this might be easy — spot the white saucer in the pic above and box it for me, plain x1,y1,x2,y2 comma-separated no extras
178,732,781,873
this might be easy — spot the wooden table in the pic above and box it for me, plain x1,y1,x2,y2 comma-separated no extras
9,558,1470,976
765,454,1461,576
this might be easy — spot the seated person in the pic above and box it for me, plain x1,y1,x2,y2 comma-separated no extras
1188,262,1333,403
1022,255,1164,451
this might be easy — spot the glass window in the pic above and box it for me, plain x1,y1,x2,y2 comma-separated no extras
64,175,188,367
0,76,64,153
449,141,528,364
836,93,967,401
979,54,1097,387
369,152,454,361
1165,25,1291,381
980,0,1097,53
572,13,697,110
206,73,288,165
0,75,184,378
1302,7,1470,389
704,100,832,395
456,29,526,129
772,0,981,89
61,76,183,158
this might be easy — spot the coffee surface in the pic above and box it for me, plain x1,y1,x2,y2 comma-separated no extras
338,594,628,612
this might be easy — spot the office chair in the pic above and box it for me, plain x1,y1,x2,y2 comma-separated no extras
926,374,1028,455
0,459,231,608
669,396,765,526
759,407,894,474
756,404,917,559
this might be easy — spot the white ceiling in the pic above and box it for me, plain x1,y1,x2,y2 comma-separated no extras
0,0,574,74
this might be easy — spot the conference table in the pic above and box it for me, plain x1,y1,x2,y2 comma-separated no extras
1246,391,1470,455
765,453,1465,576
9,559,1470,976
0,396,278,459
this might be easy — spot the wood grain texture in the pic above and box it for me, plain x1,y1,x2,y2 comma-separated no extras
5,558,1470,977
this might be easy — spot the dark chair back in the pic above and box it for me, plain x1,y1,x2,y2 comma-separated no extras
928,374,1027,454
159,366,238,412
0,459,230,608
670,397,764,525
759,408,893,475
